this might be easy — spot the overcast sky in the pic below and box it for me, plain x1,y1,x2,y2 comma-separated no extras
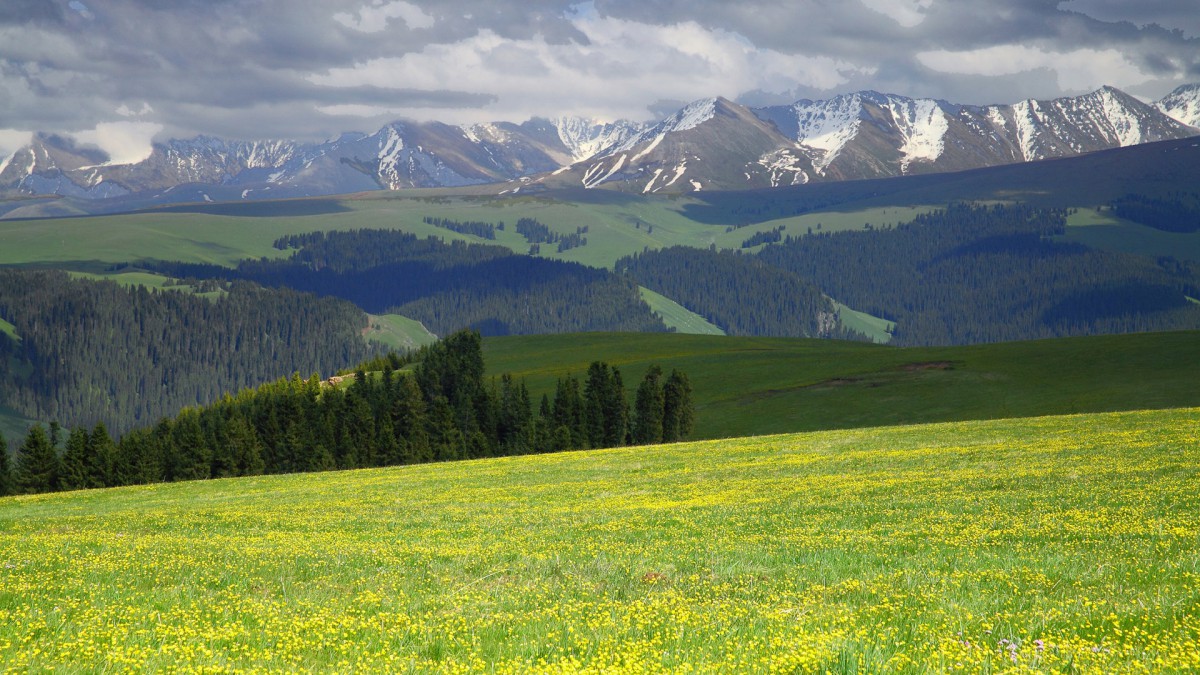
2,0,1198,163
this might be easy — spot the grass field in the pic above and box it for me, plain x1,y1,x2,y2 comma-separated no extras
363,313,439,351
833,301,894,344
1,407,1196,672
1061,208,1200,263
638,288,725,336
0,191,918,273
482,331,1200,439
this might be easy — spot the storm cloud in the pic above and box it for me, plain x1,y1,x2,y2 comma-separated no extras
1,0,1197,161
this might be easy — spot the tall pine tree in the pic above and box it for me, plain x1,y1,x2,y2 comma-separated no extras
632,365,665,445
662,369,695,443
0,431,12,496
15,424,59,494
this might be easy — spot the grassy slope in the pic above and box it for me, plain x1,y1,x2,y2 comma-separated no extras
1061,207,1200,263
483,331,1200,439
1,407,1196,672
638,287,725,336
363,313,438,351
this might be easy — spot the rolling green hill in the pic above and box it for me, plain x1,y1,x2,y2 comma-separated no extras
483,331,1200,439
2,406,1196,671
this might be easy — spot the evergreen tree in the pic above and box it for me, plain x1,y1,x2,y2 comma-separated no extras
632,365,665,445
59,427,92,491
662,369,695,443
171,410,211,482
226,412,265,476
604,367,629,448
0,431,12,496
15,424,59,494
88,423,116,487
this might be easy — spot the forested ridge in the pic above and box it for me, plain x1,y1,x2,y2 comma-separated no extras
615,246,860,339
0,270,379,434
0,331,694,496
1110,192,1200,233
152,229,662,336
755,203,1200,346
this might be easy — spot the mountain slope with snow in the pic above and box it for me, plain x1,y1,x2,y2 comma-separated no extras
1,83,1197,203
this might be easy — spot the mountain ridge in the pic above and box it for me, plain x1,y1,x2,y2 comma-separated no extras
2,84,1196,203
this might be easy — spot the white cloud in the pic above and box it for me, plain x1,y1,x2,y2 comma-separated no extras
859,0,933,28
334,0,435,33
309,15,873,123
116,102,155,118
916,44,1162,93
0,129,33,173
72,121,163,165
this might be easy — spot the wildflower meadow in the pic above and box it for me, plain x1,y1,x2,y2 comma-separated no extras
1,407,1197,672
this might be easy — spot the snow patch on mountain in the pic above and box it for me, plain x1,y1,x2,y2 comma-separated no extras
757,149,810,187
671,98,718,133
552,117,642,163
790,94,863,174
884,97,949,171
1158,84,1200,128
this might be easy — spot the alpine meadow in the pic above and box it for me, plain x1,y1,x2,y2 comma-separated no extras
3,1,1200,672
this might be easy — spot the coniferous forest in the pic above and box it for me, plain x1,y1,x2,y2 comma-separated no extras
150,229,663,336
0,270,378,434
616,246,860,339
755,203,1200,346
0,330,694,496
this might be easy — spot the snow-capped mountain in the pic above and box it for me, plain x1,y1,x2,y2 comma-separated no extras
1,84,1197,205
748,85,1196,183
1157,83,1200,128
554,97,815,192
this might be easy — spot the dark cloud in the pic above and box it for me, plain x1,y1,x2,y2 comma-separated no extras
0,0,1197,159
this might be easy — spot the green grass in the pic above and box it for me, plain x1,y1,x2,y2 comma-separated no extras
483,331,1200,440
0,315,16,342
363,313,438,351
833,301,894,343
1060,207,1200,263
638,287,725,336
0,194,934,272
1,407,1197,671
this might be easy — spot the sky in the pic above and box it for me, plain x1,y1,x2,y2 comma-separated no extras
1,0,1198,164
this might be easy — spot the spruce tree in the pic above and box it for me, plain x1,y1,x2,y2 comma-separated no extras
632,365,665,445
59,427,92,491
0,431,12,496
171,410,211,482
15,424,59,494
662,369,695,443
88,423,116,487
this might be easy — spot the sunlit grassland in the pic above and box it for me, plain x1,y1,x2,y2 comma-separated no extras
1060,208,1200,263
638,287,725,336
1,407,1198,672
363,313,438,351
484,331,1200,440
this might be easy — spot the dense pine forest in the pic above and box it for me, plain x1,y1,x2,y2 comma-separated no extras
1110,192,1200,233
0,331,694,496
0,270,379,434
152,229,662,336
755,203,1200,346
615,246,859,339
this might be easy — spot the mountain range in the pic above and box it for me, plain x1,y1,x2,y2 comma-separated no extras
1,83,1197,212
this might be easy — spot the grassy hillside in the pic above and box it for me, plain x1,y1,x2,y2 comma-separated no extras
639,287,725,335
1,407,1196,671
362,313,438,351
483,331,1200,439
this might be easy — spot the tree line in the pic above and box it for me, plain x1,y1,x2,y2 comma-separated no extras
150,229,664,337
0,330,695,496
1109,193,1200,233
0,270,379,435
755,203,1200,346
615,245,863,340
